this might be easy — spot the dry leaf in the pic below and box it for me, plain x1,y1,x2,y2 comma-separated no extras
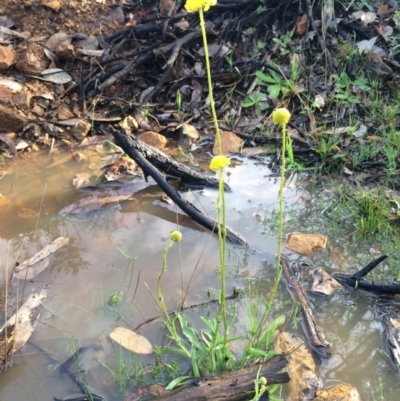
198,44,230,58
110,327,153,354
295,14,308,36
377,4,390,16
313,94,325,110
310,268,343,297
285,233,328,256
0,289,47,371
13,237,69,280
159,0,175,16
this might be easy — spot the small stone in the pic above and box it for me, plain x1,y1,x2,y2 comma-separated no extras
0,85,13,100
16,42,49,75
72,120,91,140
13,92,31,111
42,0,61,12
0,104,27,132
0,45,16,70
118,116,139,134
138,131,167,150
178,123,199,149
213,131,243,156
57,105,74,121
32,104,44,117
43,122,64,137
36,98,50,109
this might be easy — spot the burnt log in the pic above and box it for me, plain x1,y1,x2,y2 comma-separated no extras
115,131,224,188
332,255,400,297
148,355,289,401
281,257,331,359
112,130,246,245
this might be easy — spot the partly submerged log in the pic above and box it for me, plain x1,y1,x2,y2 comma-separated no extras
114,129,223,188
332,255,400,296
281,257,331,359
112,130,246,245
149,355,289,401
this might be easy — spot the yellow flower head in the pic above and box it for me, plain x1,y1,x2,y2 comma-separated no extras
185,0,217,12
170,230,183,242
209,155,230,171
272,108,291,126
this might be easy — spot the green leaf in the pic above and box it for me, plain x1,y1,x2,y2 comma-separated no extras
268,85,281,99
191,346,200,377
255,71,277,84
165,376,193,390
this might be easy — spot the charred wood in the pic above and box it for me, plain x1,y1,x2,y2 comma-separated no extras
112,130,245,245
149,355,289,401
281,257,331,359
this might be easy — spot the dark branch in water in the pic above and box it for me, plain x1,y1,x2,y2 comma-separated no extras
112,130,246,246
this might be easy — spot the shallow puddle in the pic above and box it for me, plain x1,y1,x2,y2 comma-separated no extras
0,149,399,400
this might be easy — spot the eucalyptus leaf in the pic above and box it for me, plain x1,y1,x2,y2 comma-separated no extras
40,68,73,84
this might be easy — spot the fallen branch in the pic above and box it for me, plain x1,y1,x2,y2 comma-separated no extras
112,130,245,245
333,255,400,296
281,257,331,359
112,129,223,188
149,355,289,401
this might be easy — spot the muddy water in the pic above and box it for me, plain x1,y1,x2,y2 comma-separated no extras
0,149,399,401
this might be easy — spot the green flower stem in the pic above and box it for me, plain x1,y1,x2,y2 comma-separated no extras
270,122,287,302
199,8,221,154
286,135,294,165
249,122,287,346
199,7,227,374
157,240,174,323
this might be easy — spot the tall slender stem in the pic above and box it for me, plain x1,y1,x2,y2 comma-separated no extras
199,7,227,373
249,123,287,346
199,9,221,152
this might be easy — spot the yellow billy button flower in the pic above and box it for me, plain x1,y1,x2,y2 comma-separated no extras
272,108,291,126
185,0,217,12
170,230,183,242
209,155,230,171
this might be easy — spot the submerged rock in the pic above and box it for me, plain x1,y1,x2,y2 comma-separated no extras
275,332,321,401
314,383,362,401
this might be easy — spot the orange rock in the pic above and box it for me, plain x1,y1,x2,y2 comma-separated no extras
285,233,328,256
315,383,362,401
57,105,74,121
0,104,27,133
213,131,243,156
0,45,16,70
42,0,61,12
16,42,49,75
138,131,167,150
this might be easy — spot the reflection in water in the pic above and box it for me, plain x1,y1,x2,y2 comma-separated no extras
0,151,400,400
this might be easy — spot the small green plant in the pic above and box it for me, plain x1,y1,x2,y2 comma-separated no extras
331,71,369,104
177,146,196,165
242,92,269,115
255,70,292,99
176,90,182,115
272,32,293,56
108,290,123,307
